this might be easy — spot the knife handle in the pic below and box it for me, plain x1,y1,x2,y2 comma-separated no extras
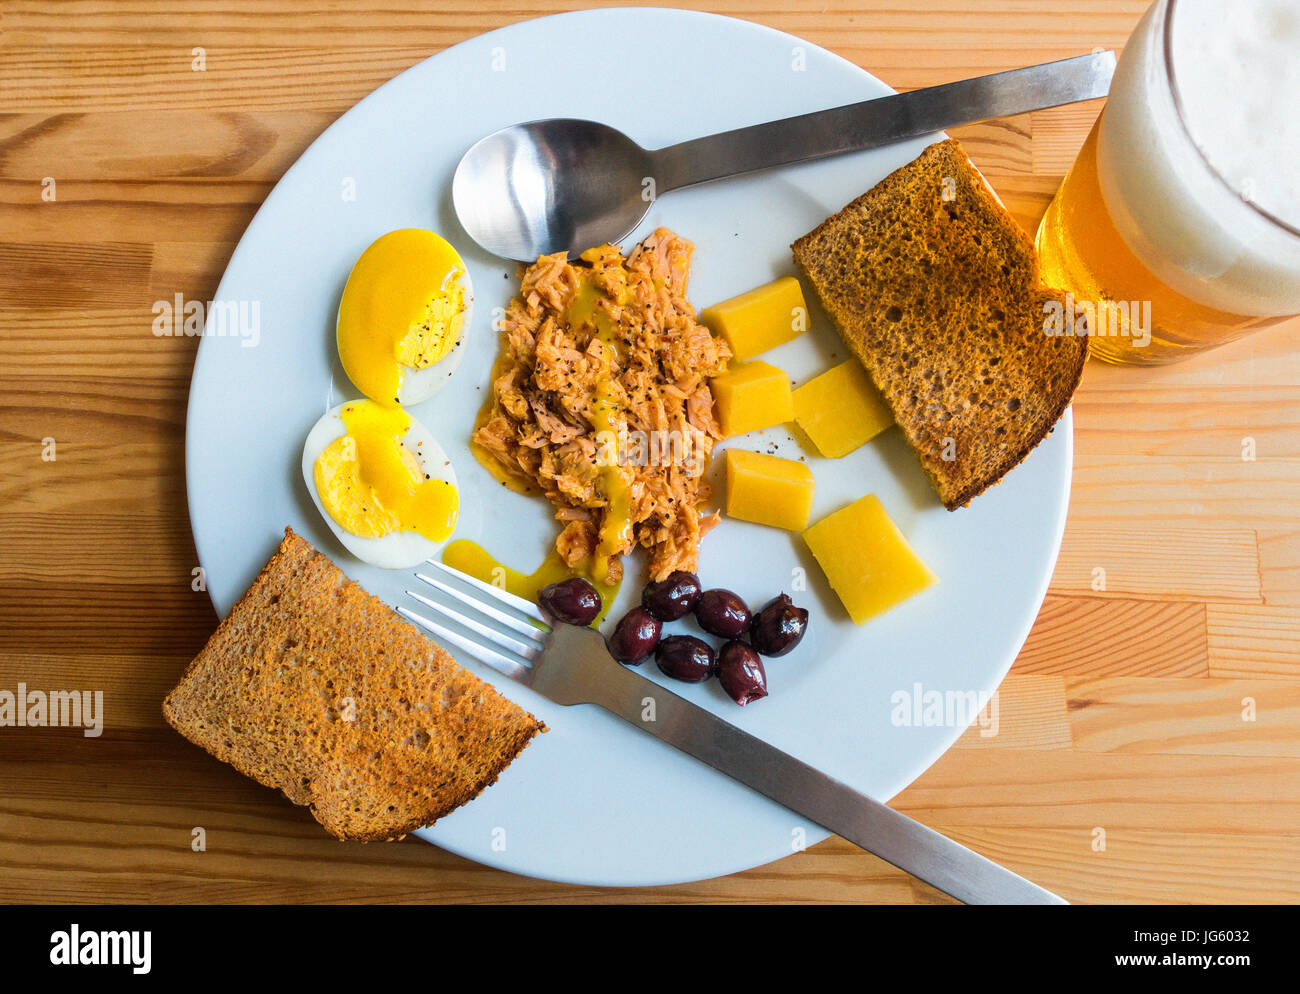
538,625,1066,905
650,50,1115,192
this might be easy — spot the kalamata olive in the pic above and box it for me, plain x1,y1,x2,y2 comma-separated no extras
608,607,662,665
641,570,702,621
694,588,751,639
654,635,716,683
537,577,601,627
749,593,809,657
717,641,768,706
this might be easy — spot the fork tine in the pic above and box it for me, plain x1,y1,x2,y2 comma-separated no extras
414,571,550,642
405,588,543,661
423,559,547,622
397,605,533,684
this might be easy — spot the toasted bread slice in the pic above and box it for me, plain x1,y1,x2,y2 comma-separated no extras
163,528,545,841
791,139,1086,509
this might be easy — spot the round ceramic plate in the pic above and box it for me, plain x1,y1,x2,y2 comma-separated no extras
186,7,1071,886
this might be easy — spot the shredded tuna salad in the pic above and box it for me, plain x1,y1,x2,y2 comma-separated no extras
474,228,732,588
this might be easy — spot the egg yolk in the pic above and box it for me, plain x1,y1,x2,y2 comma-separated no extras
313,401,458,541
337,229,468,407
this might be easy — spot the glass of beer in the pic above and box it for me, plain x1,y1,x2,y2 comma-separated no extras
1036,0,1300,364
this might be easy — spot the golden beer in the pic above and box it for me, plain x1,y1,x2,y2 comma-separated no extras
1037,117,1288,365
1036,0,1300,365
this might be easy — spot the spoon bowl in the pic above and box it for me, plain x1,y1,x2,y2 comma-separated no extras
452,119,654,262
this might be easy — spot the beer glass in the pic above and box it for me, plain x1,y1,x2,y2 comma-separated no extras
1036,0,1300,364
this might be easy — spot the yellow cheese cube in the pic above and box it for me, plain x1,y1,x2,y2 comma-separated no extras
701,276,807,361
793,360,894,458
725,449,816,531
802,495,936,624
711,361,794,438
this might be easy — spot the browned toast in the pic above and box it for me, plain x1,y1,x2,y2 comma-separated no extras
163,528,545,841
792,138,1086,509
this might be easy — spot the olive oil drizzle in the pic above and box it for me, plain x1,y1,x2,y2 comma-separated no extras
441,539,619,626
567,271,633,586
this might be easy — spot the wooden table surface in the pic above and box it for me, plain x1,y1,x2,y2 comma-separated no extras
2,0,1297,905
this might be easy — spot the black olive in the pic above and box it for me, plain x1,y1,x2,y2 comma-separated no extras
607,607,661,665
749,593,809,657
694,588,751,639
537,577,601,627
654,635,715,683
717,640,768,706
641,570,702,621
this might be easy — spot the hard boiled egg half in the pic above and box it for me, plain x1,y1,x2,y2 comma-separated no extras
337,229,472,407
302,400,459,569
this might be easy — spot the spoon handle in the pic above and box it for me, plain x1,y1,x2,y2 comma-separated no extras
650,51,1115,192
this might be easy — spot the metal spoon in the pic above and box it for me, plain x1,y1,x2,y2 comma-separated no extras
452,51,1115,261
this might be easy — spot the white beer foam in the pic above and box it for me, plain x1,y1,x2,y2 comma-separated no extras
1096,0,1300,316
1173,0,1300,228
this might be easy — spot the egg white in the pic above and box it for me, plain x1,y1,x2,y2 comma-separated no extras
301,402,458,569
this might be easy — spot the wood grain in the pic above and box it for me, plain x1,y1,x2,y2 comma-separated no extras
1,0,1297,905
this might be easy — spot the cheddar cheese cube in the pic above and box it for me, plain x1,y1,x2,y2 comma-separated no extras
725,449,816,531
793,360,894,458
711,361,794,438
701,277,807,360
802,495,936,624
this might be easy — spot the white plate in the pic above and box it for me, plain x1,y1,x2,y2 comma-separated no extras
186,7,1071,886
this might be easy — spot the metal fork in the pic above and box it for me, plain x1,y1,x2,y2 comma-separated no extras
399,561,1067,905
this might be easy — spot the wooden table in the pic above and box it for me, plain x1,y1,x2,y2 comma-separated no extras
2,0,1297,905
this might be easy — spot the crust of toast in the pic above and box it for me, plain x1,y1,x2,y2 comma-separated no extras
792,138,1086,509
163,528,545,842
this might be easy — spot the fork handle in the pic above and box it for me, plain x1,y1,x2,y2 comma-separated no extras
546,628,1065,904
